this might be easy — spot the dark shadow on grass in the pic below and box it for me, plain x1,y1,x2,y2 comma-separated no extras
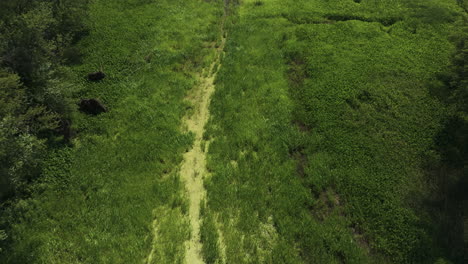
418,116,468,263
325,14,401,27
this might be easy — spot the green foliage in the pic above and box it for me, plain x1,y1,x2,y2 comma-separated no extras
423,17,468,263
0,0,466,263
0,230,6,253
0,0,89,256
202,0,465,263
0,0,89,199
2,2,55,87
0,0,88,115
200,211,220,264
1,0,224,262
147,198,190,263
0,71,57,198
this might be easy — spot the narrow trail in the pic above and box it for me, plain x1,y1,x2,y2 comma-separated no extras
146,4,227,264
180,12,227,264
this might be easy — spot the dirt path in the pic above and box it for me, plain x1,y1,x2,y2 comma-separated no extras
181,16,227,264
146,4,227,263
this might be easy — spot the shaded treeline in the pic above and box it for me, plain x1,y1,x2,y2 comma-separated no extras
0,0,89,251
0,0,88,198
425,10,468,262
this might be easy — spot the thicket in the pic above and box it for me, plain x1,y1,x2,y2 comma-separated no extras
0,0,89,197
0,0,89,251
426,14,468,262
1,0,224,262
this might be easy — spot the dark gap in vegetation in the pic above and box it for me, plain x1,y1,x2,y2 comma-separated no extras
422,116,468,262
357,90,372,103
57,118,74,144
288,121,309,179
311,188,342,221
87,71,106,82
78,99,108,115
351,224,371,254
286,55,309,87
294,151,307,178
325,14,401,27
346,90,375,110
253,0,263,7
281,14,335,25
420,17,468,263
281,13,400,27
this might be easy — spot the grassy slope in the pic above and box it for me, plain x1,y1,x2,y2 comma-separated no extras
202,0,463,263
3,0,223,263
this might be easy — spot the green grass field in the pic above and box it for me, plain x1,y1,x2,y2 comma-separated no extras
1,0,466,263
2,0,223,263
201,0,465,263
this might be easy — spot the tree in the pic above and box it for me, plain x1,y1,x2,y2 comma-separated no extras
0,70,57,199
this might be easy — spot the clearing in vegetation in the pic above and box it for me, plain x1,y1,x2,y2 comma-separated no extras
179,23,226,264
155,3,227,264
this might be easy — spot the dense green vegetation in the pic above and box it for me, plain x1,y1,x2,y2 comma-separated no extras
0,0,89,200
426,15,468,261
0,0,90,254
1,0,224,262
201,0,467,263
0,0,466,263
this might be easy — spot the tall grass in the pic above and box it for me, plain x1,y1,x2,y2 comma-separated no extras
1,0,224,263
202,0,464,263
